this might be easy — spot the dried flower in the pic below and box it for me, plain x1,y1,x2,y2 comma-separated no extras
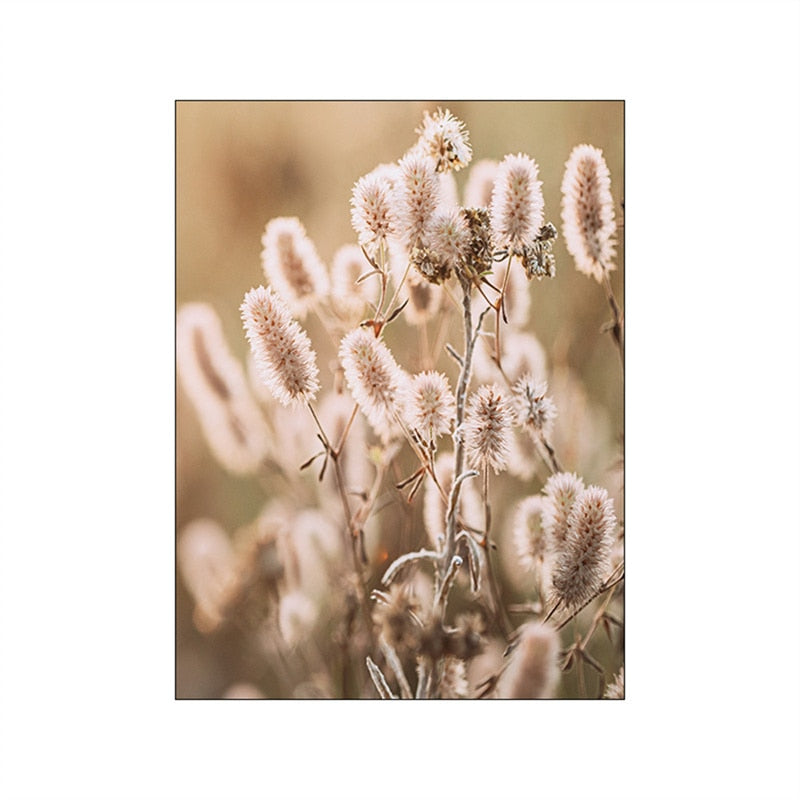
241,285,320,407
350,172,398,256
489,153,544,251
604,666,624,699
512,495,549,577
541,471,585,551
561,144,617,282
551,485,616,608
463,384,514,474
414,108,472,173
460,206,494,280
403,370,456,443
463,159,499,208
497,622,560,699
520,222,558,280
395,152,441,248
177,303,270,474
512,374,557,439
339,328,404,439
260,217,329,317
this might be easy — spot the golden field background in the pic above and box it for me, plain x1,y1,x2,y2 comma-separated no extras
176,101,624,698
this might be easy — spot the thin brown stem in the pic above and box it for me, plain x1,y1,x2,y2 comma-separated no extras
601,268,624,370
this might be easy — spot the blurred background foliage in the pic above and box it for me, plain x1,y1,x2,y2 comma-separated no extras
176,101,623,698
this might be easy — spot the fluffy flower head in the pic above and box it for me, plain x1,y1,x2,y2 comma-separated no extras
339,328,404,438
512,375,557,438
395,152,441,247
350,171,398,255
490,153,544,250
561,144,616,281
551,485,616,608
241,286,320,406
427,209,471,276
541,471,585,551
497,622,560,699
414,107,473,173
463,384,514,474
512,495,548,575
260,217,329,317
403,370,456,442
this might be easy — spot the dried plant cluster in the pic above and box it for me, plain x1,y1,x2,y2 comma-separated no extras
177,107,624,699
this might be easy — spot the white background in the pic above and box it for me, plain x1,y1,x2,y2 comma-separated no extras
1,1,799,798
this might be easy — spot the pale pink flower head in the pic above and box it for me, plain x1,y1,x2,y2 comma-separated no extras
561,144,617,282
178,519,237,634
428,208,471,275
395,151,441,248
490,153,544,251
339,328,404,439
541,471,585,551
260,217,329,317
414,108,473,173
497,622,560,699
464,158,499,208
402,370,456,443
512,495,549,576
240,285,320,407
512,374,557,439
176,303,270,474
350,171,399,256
463,384,514,474
551,485,616,608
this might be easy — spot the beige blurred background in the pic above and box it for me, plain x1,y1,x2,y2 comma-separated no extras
176,101,623,697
